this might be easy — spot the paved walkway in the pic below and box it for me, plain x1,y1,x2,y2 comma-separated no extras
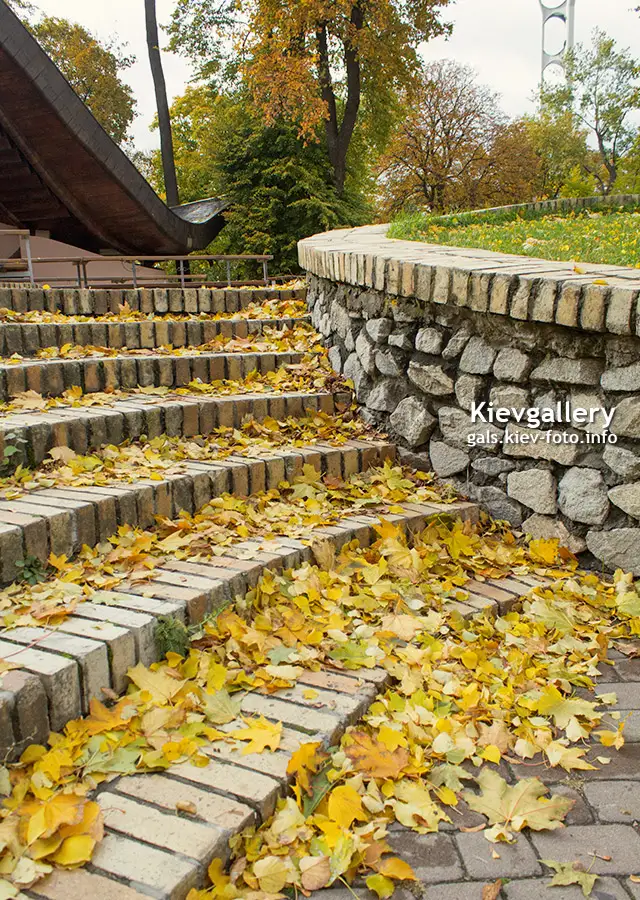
320,650,640,900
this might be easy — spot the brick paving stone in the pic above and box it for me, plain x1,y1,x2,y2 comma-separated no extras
387,830,464,882
98,791,227,860
456,831,542,879
90,831,199,899
583,781,640,823
168,757,282,818
530,824,640,874
207,739,292,782
241,692,344,739
275,681,375,724
112,773,256,844
1,628,110,710
55,616,135,693
74,602,157,667
595,682,640,709
553,785,595,825
412,883,487,900
504,876,629,900
30,867,151,899
0,638,81,730
509,744,640,782
612,659,640,682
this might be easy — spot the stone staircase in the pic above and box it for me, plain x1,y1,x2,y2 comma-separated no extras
0,284,552,900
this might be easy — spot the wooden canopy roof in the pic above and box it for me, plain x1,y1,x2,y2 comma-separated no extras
0,1,226,255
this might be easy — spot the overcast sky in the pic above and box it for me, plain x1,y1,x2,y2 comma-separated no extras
33,0,640,151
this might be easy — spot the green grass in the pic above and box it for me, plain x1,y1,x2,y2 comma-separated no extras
388,206,640,269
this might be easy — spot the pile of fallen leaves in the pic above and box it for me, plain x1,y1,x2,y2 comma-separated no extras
0,512,639,896
0,294,308,325
0,411,377,500
0,354,344,419
1,324,321,364
0,462,456,627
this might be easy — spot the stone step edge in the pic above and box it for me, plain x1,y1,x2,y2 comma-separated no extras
0,388,353,467
0,493,483,759
0,437,397,583
0,314,311,357
23,570,552,900
0,286,307,316
0,349,310,404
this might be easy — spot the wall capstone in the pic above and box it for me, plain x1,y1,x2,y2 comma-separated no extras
299,224,640,574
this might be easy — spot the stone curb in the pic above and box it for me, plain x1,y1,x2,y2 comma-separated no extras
0,388,352,467
298,226,640,336
0,286,307,317
0,349,307,403
0,315,311,356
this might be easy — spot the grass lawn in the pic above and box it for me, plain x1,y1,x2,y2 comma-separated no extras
388,207,640,268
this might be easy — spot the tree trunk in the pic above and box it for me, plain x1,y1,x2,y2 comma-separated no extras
316,4,363,195
144,0,179,208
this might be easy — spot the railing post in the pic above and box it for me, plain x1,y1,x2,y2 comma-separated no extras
226,260,231,287
262,260,268,286
21,233,35,285
131,261,138,289
75,262,83,287
178,259,185,289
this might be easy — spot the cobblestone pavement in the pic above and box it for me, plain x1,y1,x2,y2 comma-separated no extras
317,650,640,900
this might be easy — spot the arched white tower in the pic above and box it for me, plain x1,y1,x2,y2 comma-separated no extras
539,0,576,82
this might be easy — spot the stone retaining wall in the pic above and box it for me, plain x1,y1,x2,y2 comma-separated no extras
299,225,640,574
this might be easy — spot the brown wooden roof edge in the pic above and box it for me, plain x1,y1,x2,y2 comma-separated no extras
0,1,227,255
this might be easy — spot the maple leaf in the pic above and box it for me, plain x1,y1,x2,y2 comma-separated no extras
327,784,367,828
344,731,409,779
463,771,574,840
536,685,600,729
202,690,242,725
542,859,599,897
230,716,282,754
252,855,292,893
24,793,86,844
391,780,450,833
286,741,324,796
127,663,186,703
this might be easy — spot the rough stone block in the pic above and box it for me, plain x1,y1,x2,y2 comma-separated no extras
507,468,557,514
558,466,609,525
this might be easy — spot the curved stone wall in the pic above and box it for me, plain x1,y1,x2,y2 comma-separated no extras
299,225,640,574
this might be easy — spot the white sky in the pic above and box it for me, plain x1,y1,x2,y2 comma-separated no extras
33,0,640,151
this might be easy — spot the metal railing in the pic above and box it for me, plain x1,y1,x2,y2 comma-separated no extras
0,234,274,288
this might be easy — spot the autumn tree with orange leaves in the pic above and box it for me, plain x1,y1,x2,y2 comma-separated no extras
168,0,452,195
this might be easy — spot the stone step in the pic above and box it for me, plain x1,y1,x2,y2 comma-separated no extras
0,437,397,583
21,565,553,900
0,314,310,356
0,285,306,316
0,494,487,761
26,666,387,900
0,388,351,467
0,349,307,402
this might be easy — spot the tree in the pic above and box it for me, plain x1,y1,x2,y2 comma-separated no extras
168,0,452,195
521,108,590,199
144,0,179,207
542,30,640,195
144,88,371,273
29,16,136,145
377,61,540,215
